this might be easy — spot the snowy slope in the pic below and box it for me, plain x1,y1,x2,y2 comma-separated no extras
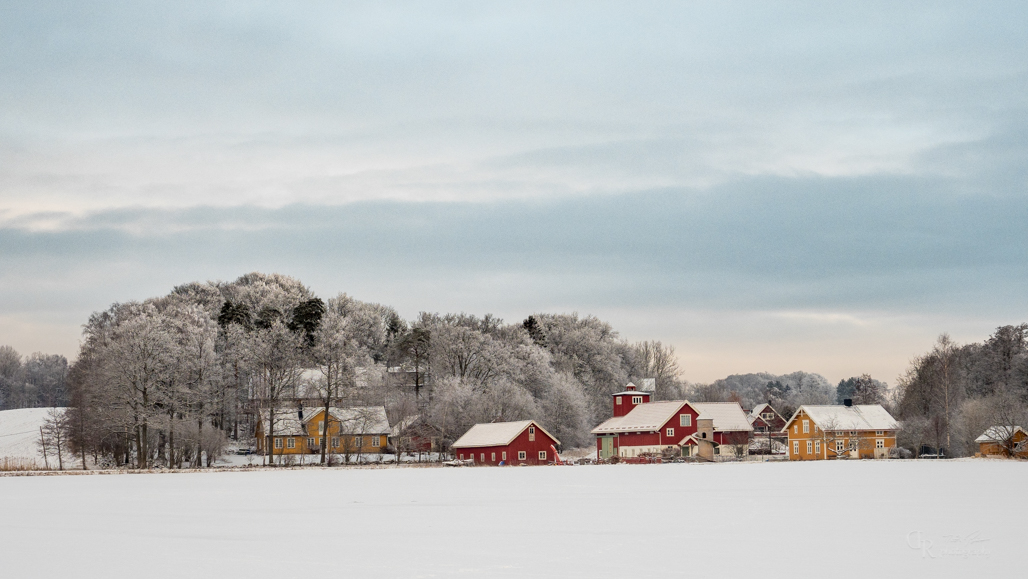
0,460,1022,578
0,407,66,467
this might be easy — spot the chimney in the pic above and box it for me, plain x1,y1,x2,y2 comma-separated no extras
844,398,852,407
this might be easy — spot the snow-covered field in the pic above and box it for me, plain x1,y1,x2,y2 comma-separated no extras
0,407,65,468
0,460,1021,578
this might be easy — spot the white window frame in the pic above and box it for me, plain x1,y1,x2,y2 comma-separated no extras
666,427,674,437
491,452,496,462
331,437,339,448
632,396,643,404
354,436,363,448
616,397,623,405
836,440,844,452
876,439,884,449
287,438,296,449
802,420,810,434
528,426,536,441
518,451,527,461
793,441,799,455
876,431,884,436
793,425,798,434
815,441,821,455
806,441,812,454
274,438,283,449
501,451,507,461
680,414,691,427
306,437,314,448
538,451,547,461
480,453,485,462
372,436,381,447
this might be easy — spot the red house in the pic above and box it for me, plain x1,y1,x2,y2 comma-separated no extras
451,420,560,466
592,400,701,459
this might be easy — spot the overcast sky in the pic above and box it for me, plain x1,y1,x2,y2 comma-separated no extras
1,2,1026,384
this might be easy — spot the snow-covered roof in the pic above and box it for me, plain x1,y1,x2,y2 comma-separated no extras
691,402,754,433
258,406,390,436
975,426,1025,443
784,405,898,432
452,420,559,448
591,401,690,434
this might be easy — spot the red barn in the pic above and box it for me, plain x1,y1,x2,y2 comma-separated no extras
451,420,560,466
592,400,701,459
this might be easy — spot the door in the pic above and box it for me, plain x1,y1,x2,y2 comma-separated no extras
600,436,614,459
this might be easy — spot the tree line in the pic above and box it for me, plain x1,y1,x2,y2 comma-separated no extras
896,326,1028,457
59,272,689,468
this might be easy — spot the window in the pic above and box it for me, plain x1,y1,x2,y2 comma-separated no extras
274,438,283,449
518,451,527,460
814,425,819,433
876,431,884,436
354,436,363,448
666,428,675,437
501,451,507,461
793,441,799,455
480,453,485,462
616,397,623,405
331,437,339,448
528,426,536,442
815,441,821,455
538,451,547,460
793,425,798,434
876,439,884,449
849,440,856,451
836,440,844,452
491,452,496,462
459,453,464,460
680,414,691,427
850,431,857,435
318,420,325,435
306,438,314,448
632,396,643,404
806,441,812,454
762,412,774,420
802,420,810,434
287,438,296,449
372,436,381,447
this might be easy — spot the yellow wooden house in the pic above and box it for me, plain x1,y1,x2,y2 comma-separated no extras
255,406,390,456
976,426,1028,458
782,404,898,460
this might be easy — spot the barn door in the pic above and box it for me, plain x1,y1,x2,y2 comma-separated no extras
601,436,614,459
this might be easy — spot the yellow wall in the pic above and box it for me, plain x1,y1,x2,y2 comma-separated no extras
255,409,387,455
784,409,896,460
978,430,1028,458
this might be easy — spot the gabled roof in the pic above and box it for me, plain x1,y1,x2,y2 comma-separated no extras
975,426,1026,443
591,401,691,434
783,405,898,432
452,420,560,448
691,402,754,432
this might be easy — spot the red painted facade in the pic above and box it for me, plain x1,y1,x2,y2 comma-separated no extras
453,422,559,466
612,385,651,417
596,402,701,455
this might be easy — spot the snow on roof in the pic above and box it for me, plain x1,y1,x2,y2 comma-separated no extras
691,402,754,432
975,426,1025,443
786,405,898,432
258,406,390,436
591,401,689,434
452,420,560,448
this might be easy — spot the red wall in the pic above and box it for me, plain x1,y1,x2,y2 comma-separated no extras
595,403,701,454
612,392,651,417
454,423,559,466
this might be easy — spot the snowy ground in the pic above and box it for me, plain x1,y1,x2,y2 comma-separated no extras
0,407,66,468
0,460,1022,578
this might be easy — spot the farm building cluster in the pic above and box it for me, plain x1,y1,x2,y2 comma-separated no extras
249,382,1026,465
